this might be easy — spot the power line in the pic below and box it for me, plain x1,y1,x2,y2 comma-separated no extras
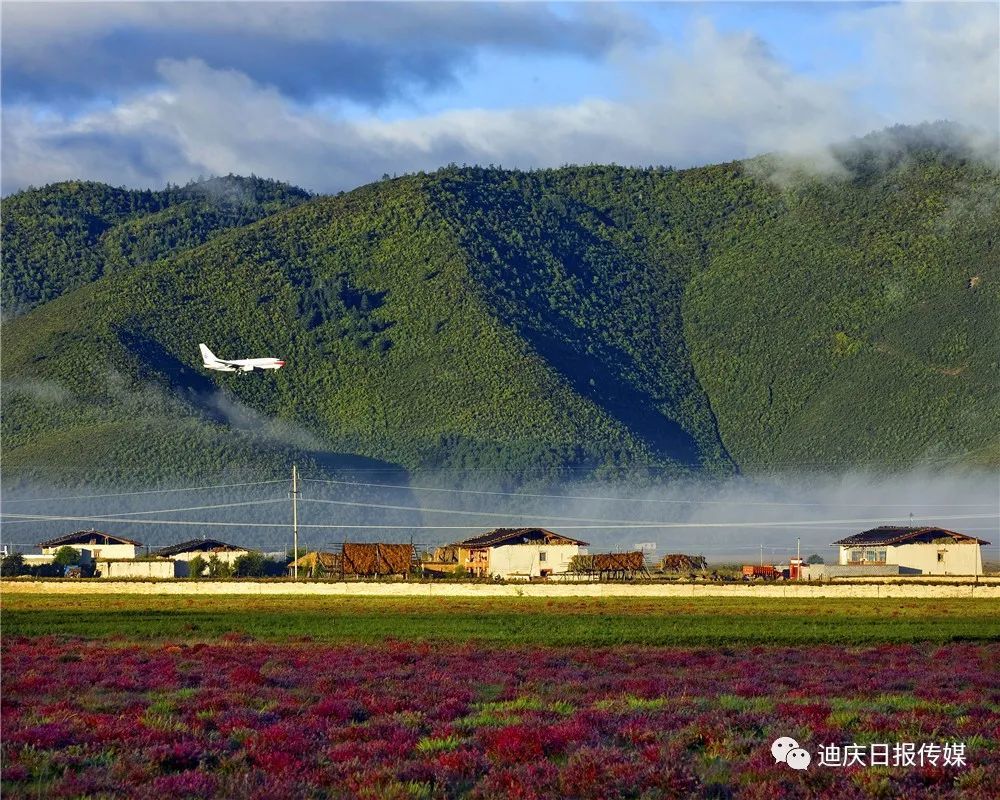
300,476,997,509
299,496,998,528
299,496,657,525
79,498,289,518
1,479,286,505
2,511,996,531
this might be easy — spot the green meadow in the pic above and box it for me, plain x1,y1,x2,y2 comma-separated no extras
4,594,997,645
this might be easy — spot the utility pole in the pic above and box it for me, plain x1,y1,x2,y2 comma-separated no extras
292,464,299,580
760,543,763,567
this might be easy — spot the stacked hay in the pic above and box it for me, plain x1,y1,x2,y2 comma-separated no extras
342,543,413,576
593,552,646,572
657,554,708,572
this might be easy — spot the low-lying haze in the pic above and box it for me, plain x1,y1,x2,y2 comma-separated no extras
4,470,997,566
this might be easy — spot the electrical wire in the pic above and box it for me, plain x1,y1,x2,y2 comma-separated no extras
298,496,998,528
299,496,657,525
77,498,289,518
2,511,996,530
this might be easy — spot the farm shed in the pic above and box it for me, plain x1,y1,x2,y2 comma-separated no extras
446,528,588,579
833,526,988,576
38,530,140,563
288,545,413,578
422,547,465,577
288,552,341,578
153,539,256,575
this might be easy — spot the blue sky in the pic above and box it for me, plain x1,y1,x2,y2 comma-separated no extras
2,1,996,194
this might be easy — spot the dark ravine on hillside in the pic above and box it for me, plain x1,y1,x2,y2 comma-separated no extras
1,125,998,490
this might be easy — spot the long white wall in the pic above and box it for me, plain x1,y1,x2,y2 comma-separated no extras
94,560,178,579
2,580,998,598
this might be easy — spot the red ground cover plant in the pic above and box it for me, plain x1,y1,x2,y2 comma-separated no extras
1,640,997,799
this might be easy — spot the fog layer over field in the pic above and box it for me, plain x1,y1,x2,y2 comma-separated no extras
3,470,997,564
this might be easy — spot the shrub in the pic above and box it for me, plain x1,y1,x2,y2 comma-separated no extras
31,563,64,578
206,555,232,579
203,552,286,579
0,553,27,577
187,555,206,579
233,552,267,578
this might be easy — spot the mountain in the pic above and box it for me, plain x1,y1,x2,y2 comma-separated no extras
1,175,311,316
2,126,998,490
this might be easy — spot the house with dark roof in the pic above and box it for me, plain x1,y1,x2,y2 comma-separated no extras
435,528,589,579
38,530,141,563
152,538,256,577
831,526,989,576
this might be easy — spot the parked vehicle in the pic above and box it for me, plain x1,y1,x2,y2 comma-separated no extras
742,565,779,580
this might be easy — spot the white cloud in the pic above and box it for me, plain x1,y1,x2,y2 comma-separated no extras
845,1,999,134
2,5,995,194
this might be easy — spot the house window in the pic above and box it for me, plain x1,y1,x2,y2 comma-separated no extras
539,551,546,562
851,550,862,562
937,552,945,562
877,550,887,563
865,550,877,562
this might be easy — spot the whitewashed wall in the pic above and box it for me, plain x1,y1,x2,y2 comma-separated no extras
488,544,581,578
43,544,137,562
889,542,983,575
94,560,178,579
170,550,251,564
839,542,984,575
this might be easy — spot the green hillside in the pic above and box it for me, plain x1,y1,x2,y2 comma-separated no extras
1,176,310,315
685,143,1000,470
2,126,997,489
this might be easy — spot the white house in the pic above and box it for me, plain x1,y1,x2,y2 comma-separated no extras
832,526,988,576
38,530,140,564
152,538,256,577
448,528,588,579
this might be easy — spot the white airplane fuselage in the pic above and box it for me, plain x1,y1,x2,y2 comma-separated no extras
199,344,284,373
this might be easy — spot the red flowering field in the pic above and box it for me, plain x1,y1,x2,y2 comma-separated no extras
2,638,997,799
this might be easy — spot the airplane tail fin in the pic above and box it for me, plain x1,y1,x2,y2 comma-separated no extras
199,343,217,363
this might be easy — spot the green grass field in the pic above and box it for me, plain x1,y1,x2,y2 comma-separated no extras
4,594,998,645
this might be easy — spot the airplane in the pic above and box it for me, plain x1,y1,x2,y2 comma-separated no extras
199,343,285,373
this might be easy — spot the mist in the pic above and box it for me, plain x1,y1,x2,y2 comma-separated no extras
743,121,1000,190
3,469,996,566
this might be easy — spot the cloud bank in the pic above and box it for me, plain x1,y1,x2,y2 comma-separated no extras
1,2,645,104
2,2,996,194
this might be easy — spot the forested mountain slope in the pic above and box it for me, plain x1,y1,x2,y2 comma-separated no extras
1,176,310,315
3,126,997,488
